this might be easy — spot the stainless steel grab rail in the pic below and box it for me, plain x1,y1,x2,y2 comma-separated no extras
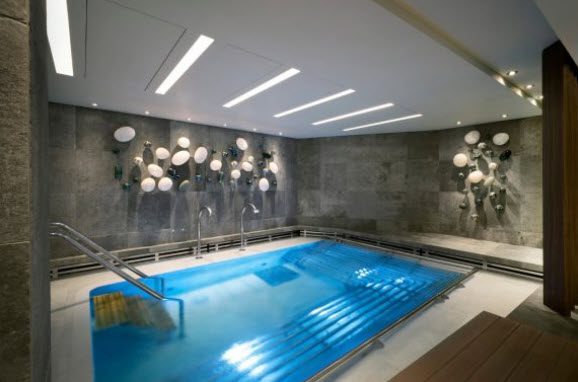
50,232,166,300
50,222,148,278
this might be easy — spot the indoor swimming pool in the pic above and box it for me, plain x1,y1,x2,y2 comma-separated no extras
89,240,470,381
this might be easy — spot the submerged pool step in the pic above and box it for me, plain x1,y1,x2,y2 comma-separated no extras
92,292,175,331
208,278,434,382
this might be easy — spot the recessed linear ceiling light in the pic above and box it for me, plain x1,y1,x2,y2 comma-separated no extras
525,84,534,90
223,68,301,108
456,121,462,126
312,102,394,126
155,35,214,95
273,89,355,118
342,114,422,132
47,0,74,76
506,70,518,77
502,113,508,118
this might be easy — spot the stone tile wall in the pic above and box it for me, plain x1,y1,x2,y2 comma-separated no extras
0,0,50,380
48,104,297,258
296,117,543,248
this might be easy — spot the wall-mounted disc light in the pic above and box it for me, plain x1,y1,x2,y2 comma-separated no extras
133,156,143,165
158,177,173,191
492,132,510,146
468,170,484,184
258,178,270,191
452,153,468,167
178,180,191,192
155,147,170,160
209,159,222,171
268,161,279,174
141,177,155,192
231,160,238,168
241,161,253,172
172,150,191,166
113,126,135,142
147,164,163,178
177,137,191,148
236,138,248,151
464,130,480,145
231,169,241,179
193,146,208,163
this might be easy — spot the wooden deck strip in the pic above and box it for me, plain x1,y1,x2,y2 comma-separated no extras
389,311,498,382
547,341,578,381
506,332,567,382
468,324,541,382
427,317,519,382
390,311,578,382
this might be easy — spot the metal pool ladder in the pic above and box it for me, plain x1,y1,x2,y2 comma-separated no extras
49,222,165,300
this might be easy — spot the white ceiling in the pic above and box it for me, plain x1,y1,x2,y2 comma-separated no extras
534,0,578,66
47,0,556,138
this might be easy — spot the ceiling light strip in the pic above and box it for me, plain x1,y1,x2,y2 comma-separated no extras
155,34,215,95
47,0,74,76
312,102,394,126
223,68,301,108
273,89,356,118
343,114,423,132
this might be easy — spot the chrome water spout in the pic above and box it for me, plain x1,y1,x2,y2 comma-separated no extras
197,206,212,256
240,203,259,251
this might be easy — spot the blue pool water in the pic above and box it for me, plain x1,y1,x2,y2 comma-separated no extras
90,240,465,382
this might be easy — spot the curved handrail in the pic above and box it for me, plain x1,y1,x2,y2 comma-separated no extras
50,222,148,278
50,232,165,300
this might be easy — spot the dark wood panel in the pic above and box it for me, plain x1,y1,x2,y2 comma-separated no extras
542,41,578,315
389,311,497,382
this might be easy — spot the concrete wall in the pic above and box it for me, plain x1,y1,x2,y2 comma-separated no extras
48,103,298,259
0,0,50,380
296,117,542,247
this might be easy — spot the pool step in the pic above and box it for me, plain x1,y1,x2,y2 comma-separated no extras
92,292,175,331
208,278,435,382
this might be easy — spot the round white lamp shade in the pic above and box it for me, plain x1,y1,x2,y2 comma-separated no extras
147,164,163,178
209,159,222,171
193,147,208,164
236,137,248,151
141,177,155,192
114,126,135,142
268,161,279,174
177,137,191,148
241,161,253,172
158,177,173,192
489,162,498,171
231,169,241,179
468,170,484,184
453,153,468,167
133,156,143,165
484,176,495,188
464,130,481,145
178,180,191,192
171,150,191,166
258,177,270,191
492,132,510,146
155,147,170,160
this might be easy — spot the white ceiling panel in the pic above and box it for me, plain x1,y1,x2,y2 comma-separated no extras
48,0,550,138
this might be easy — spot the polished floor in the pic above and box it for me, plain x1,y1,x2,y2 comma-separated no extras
51,238,539,382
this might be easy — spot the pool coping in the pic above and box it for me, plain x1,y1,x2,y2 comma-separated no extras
50,225,542,279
